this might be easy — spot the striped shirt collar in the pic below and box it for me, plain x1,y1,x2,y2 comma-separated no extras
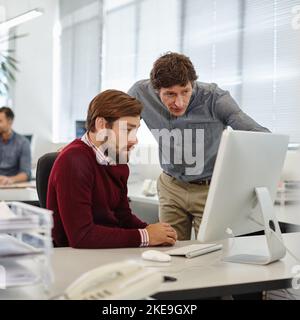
81,132,115,166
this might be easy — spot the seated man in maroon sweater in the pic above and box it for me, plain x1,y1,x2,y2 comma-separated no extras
47,89,177,248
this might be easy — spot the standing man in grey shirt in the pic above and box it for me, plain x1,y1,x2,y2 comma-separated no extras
0,107,31,186
128,52,269,240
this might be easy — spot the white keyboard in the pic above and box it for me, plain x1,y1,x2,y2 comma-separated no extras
165,243,223,258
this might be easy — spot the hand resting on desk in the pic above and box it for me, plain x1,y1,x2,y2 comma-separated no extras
146,223,177,246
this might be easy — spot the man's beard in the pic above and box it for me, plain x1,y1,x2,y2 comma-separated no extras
104,146,130,164
116,151,130,164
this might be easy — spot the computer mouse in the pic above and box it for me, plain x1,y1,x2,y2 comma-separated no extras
141,250,171,262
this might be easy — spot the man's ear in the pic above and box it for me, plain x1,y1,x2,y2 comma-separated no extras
94,117,107,131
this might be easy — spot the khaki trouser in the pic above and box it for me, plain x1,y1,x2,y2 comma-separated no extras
157,172,210,240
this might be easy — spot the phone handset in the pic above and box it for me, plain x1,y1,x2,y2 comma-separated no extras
142,179,157,196
63,260,163,300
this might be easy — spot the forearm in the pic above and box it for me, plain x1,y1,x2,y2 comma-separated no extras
116,206,148,229
0,172,29,185
215,90,270,132
228,110,270,132
56,186,145,248
10,172,29,183
64,222,143,249
116,190,148,229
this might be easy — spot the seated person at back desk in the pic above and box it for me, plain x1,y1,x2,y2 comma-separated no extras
47,90,177,248
0,107,31,186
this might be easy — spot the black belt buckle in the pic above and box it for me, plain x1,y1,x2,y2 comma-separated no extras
191,179,211,186
203,179,211,186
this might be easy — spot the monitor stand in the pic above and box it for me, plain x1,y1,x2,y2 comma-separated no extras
223,187,286,265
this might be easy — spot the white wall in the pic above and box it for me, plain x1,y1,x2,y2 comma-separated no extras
0,0,59,165
281,150,300,181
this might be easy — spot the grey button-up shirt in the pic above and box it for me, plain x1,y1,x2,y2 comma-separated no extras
128,80,270,183
0,131,31,179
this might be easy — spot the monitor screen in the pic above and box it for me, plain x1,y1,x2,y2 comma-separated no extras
24,134,32,144
197,130,289,264
75,121,86,138
198,129,289,243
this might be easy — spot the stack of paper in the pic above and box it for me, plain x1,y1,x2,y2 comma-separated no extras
0,260,40,288
0,201,53,290
0,202,39,232
0,201,16,219
0,235,42,258
0,218,39,233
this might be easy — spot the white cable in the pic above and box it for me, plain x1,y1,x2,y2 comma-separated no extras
246,216,300,300
223,227,236,255
269,229,300,264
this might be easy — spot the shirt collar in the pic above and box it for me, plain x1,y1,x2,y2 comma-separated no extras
81,132,115,166
0,130,15,144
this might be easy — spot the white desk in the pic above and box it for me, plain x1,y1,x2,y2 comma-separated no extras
0,182,38,202
51,232,300,299
0,188,38,202
128,182,158,205
1,232,300,300
275,204,300,226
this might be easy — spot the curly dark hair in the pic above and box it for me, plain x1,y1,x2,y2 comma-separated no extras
150,52,198,90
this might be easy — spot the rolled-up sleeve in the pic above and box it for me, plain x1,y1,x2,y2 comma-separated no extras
19,138,31,180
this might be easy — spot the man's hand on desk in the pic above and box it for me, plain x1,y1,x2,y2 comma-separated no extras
0,175,13,186
146,223,177,246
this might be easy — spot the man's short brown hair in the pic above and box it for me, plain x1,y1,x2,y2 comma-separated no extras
86,90,143,132
150,52,198,90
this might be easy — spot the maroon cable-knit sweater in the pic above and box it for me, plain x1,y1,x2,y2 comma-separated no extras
47,139,147,248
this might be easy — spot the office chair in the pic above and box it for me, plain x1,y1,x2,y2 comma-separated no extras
36,152,58,208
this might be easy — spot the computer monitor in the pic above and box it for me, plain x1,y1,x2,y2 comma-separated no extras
24,134,32,144
198,129,289,265
75,120,86,138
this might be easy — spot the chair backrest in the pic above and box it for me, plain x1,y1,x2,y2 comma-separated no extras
36,152,58,208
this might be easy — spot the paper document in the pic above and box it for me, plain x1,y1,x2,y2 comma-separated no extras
0,202,16,219
0,202,39,232
0,181,36,189
165,243,223,258
0,234,41,257
0,260,40,288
